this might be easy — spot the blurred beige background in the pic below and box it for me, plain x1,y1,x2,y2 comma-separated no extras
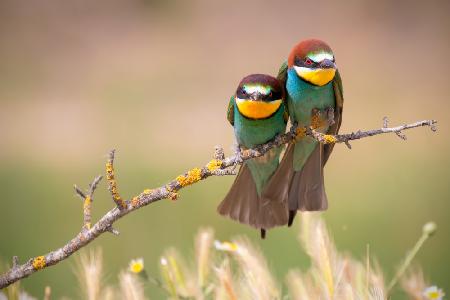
0,0,449,298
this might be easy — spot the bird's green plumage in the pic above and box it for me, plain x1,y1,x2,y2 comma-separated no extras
228,96,286,194
275,58,344,215
219,74,290,235
286,68,335,170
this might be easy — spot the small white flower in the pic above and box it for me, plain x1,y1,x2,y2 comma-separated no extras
423,286,445,300
422,222,437,236
160,257,168,266
214,240,239,252
128,258,144,274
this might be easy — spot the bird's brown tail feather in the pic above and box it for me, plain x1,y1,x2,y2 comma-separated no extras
288,144,328,212
217,163,289,230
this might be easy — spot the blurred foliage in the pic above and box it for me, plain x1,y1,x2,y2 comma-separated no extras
1,216,443,299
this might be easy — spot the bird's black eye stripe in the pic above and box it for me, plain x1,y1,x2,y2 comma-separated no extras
294,56,303,66
294,56,319,68
236,87,283,101
236,87,247,99
262,90,283,101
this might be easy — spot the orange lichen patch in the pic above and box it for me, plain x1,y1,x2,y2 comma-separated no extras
106,163,113,173
310,114,327,129
169,192,179,201
143,189,153,195
175,175,185,185
296,127,306,138
176,168,202,187
165,185,179,201
106,162,126,208
207,159,223,172
323,134,337,144
131,196,140,207
32,256,46,270
83,195,92,229
83,195,91,210
241,149,252,158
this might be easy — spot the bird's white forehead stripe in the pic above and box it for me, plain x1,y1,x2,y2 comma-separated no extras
243,84,271,95
308,52,334,63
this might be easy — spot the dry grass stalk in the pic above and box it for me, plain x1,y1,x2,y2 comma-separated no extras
1,216,442,300
119,271,147,300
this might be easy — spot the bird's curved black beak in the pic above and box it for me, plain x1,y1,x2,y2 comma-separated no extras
249,92,263,101
320,59,336,69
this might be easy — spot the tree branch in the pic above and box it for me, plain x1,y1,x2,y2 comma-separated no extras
0,118,437,288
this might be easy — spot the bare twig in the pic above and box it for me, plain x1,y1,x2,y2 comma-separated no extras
213,145,225,161
107,226,120,236
88,175,103,197
0,118,437,288
12,256,19,270
73,185,86,200
330,119,437,144
74,176,103,231
106,149,127,209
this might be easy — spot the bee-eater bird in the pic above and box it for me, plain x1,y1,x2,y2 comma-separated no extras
276,39,344,225
217,74,290,238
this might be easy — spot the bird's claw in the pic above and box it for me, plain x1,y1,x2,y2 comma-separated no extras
289,122,299,137
231,144,244,171
326,107,335,126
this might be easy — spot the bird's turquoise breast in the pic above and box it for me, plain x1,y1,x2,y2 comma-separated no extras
286,68,335,126
233,102,286,195
233,103,286,149
286,68,336,171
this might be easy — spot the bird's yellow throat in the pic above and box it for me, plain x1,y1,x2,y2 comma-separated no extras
294,66,336,86
236,98,282,119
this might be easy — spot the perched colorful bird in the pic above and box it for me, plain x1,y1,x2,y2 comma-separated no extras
217,74,290,238
276,39,344,225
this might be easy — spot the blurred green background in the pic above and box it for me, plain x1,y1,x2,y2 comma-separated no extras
0,0,449,298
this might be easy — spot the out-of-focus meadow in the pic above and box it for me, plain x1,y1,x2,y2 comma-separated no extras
0,0,449,298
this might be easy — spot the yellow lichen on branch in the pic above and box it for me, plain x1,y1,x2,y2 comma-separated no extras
165,185,179,201
143,189,153,195
106,161,126,208
83,196,91,210
207,159,223,172
32,256,46,270
176,168,202,187
323,135,337,144
83,195,92,229
130,189,154,207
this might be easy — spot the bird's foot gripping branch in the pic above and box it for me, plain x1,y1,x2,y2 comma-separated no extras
0,117,437,289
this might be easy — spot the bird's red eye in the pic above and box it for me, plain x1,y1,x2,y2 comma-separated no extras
305,58,313,65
